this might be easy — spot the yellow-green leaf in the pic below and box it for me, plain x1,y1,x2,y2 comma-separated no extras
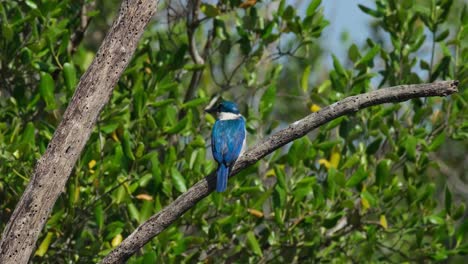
111,234,123,247
380,215,388,229
201,3,220,17
361,196,370,210
35,232,54,257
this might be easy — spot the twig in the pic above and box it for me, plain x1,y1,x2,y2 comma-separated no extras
101,80,459,263
179,1,215,117
69,1,96,54
186,0,203,65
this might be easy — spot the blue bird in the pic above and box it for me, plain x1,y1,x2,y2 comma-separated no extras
206,100,246,192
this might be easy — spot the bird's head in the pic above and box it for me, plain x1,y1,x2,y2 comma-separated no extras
205,99,241,119
218,101,240,114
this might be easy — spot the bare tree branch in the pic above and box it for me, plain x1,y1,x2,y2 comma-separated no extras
0,1,159,263
69,0,97,54
101,80,459,263
182,0,214,105
186,0,204,65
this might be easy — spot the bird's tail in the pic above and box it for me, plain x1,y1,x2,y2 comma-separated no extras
216,164,229,192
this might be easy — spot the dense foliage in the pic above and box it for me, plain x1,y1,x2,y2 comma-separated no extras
0,0,467,262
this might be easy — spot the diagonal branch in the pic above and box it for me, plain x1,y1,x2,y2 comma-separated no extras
101,80,459,263
0,1,159,263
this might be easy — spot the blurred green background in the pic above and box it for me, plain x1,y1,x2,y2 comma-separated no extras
0,0,467,262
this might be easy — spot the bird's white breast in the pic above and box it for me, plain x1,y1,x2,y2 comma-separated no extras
218,112,242,120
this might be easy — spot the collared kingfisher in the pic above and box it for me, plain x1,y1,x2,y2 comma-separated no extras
205,100,246,192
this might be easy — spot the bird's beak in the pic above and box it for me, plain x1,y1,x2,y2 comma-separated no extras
204,95,221,114
204,106,215,114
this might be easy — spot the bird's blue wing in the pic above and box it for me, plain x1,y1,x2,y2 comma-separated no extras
211,118,246,166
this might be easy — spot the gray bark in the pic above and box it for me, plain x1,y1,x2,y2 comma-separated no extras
101,80,459,263
0,1,159,263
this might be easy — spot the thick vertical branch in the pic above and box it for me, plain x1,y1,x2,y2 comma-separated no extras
0,1,159,263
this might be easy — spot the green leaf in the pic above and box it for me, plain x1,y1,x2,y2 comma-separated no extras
39,72,56,111
25,0,38,9
348,44,360,62
171,167,187,193
100,123,119,134
246,231,263,256
127,202,140,223
139,200,153,222
366,137,382,155
260,84,277,119
164,114,189,134
453,203,466,220
214,18,228,41
431,56,451,82
358,4,381,17
327,168,336,199
21,122,36,146
95,203,104,230
306,0,321,16
200,3,220,17
420,60,430,70
262,21,276,40
376,159,390,188
183,63,205,71
435,29,450,42
181,97,209,108
404,135,418,160
135,142,145,158
149,99,175,108
301,65,311,92
427,215,445,225
62,62,77,90
273,184,286,208
105,226,124,241
361,190,377,208
342,154,359,169
1,23,13,41
122,129,135,160
133,84,146,118
461,4,468,23
323,213,343,228
332,54,347,78
282,6,296,20
142,252,157,264
274,165,287,190
356,45,380,67
315,140,341,151
429,132,445,151
457,219,468,245
278,0,286,16
317,80,331,94
346,166,367,187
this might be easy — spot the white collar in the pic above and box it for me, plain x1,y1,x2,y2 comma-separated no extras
218,112,242,120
